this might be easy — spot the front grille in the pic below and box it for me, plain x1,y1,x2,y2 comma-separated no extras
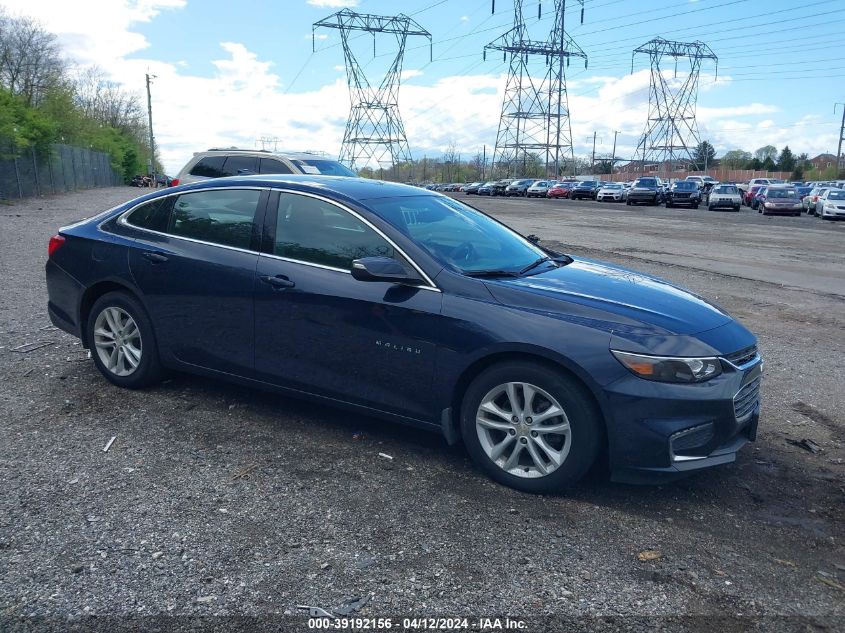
733,374,762,423
723,345,758,367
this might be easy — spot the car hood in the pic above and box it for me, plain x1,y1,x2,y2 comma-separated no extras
483,257,732,336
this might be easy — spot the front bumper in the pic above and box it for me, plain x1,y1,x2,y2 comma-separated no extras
709,197,741,208
605,353,762,483
628,192,658,203
819,207,845,219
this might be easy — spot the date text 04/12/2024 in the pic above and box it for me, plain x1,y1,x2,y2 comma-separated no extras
308,617,528,630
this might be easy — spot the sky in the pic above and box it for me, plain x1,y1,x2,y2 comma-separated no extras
3,0,843,174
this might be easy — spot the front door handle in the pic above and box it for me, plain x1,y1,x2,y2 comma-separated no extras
141,251,168,263
260,274,295,289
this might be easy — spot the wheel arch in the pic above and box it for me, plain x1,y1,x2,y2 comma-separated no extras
446,348,610,454
78,279,144,348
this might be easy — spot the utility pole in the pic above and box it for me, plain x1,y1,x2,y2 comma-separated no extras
145,73,157,183
836,103,845,174
590,131,597,173
610,130,619,176
482,144,486,180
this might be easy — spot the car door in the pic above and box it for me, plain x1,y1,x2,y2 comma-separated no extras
125,187,268,375
253,190,443,420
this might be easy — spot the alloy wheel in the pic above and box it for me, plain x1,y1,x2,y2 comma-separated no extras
475,381,571,478
93,307,142,376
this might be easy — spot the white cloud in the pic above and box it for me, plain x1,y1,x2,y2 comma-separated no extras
0,0,186,62
460,15,469,22
310,33,329,40
306,0,359,8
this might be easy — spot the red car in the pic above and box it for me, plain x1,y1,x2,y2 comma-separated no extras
547,183,572,199
744,185,765,206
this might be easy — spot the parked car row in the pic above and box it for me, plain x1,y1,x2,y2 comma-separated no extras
448,175,843,220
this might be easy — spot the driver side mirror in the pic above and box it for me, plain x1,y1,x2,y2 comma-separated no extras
351,257,424,285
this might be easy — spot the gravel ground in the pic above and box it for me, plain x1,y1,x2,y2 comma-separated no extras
0,187,843,632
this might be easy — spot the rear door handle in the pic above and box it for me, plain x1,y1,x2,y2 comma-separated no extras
260,274,295,289
141,251,168,263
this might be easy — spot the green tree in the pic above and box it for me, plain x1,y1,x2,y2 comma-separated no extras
721,149,751,169
777,146,795,172
692,140,716,171
761,156,776,171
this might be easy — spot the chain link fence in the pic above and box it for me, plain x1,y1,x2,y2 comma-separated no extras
0,143,124,200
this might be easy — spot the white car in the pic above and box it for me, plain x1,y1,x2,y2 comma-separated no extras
707,184,742,211
173,148,355,185
815,188,845,219
596,183,626,202
526,180,555,198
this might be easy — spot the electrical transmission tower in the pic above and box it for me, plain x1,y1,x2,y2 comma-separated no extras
313,9,431,172
631,38,717,177
485,0,587,178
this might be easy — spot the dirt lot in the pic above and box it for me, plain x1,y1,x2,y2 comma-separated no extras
0,187,843,631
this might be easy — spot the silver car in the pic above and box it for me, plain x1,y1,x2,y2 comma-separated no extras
526,180,555,197
707,184,742,211
173,149,355,185
815,189,845,220
596,183,626,202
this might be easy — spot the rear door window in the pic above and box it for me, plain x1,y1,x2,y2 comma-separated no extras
166,189,261,250
189,156,227,178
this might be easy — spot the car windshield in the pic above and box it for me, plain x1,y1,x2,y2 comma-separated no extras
673,182,697,190
365,195,546,274
828,191,845,200
767,189,797,199
603,184,622,189
635,179,657,187
289,159,356,177
579,181,597,186
714,186,738,194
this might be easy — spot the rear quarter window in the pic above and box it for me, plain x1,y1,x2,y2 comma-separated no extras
124,197,171,232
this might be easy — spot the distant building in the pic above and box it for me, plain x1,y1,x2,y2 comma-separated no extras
809,153,839,171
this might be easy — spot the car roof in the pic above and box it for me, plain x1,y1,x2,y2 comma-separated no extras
158,174,435,201
195,149,337,161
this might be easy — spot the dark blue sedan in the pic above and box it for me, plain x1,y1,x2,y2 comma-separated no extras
45,176,762,491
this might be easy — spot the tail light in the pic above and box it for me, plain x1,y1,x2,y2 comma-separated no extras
170,178,180,186
48,234,66,258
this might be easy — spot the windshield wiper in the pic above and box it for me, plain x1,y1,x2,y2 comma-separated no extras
519,256,552,275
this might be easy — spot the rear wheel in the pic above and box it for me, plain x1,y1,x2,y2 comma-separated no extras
87,291,164,389
460,362,602,493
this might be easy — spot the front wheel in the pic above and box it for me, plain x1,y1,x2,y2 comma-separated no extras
460,362,603,493
87,291,164,389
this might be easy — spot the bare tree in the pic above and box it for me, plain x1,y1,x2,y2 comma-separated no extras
0,11,64,106
74,66,145,134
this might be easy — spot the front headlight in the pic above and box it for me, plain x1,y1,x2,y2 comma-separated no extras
611,350,722,383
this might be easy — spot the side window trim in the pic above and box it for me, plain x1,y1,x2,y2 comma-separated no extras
117,187,270,255
261,188,440,291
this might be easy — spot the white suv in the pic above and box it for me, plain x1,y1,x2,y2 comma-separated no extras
172,149,355,185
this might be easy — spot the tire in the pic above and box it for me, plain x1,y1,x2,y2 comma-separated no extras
460,361,602,493
625,199,631,206
693,204,699,209
87,291,164,389
666,202,673,208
